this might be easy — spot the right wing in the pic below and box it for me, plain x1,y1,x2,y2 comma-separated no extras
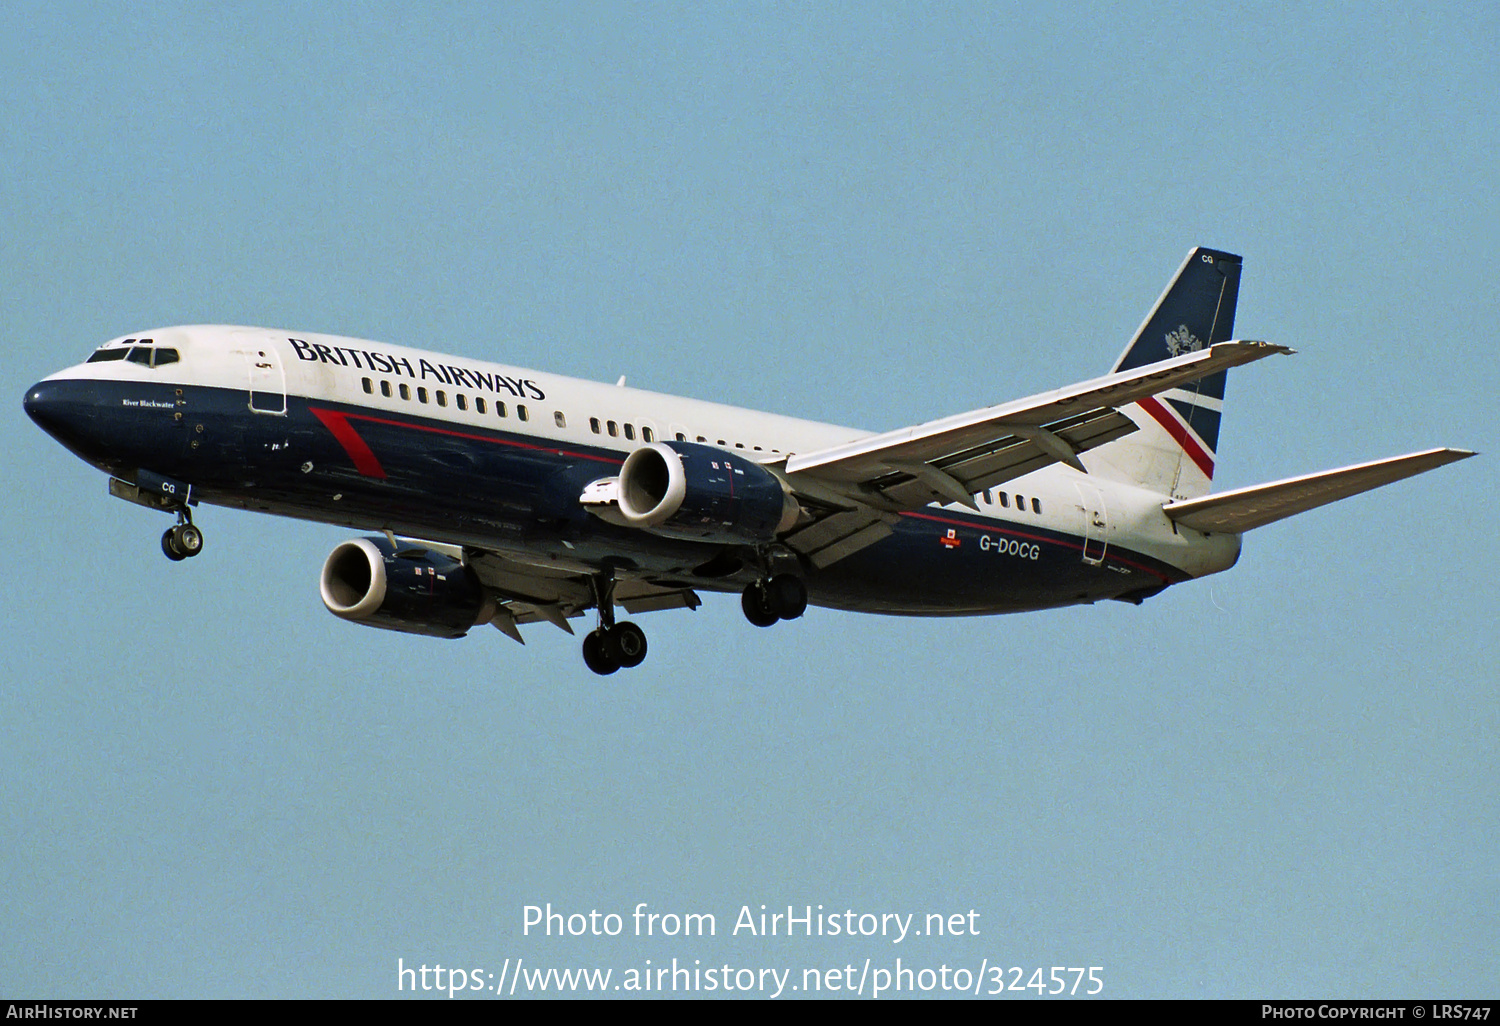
777,340,1292,567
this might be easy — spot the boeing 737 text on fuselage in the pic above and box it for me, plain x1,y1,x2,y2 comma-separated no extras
24,248,1474,673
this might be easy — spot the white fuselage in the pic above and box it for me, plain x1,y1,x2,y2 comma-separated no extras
33,325,1243,616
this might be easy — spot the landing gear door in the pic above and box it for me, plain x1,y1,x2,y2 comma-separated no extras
240,343,287,415
1074,482,1108,565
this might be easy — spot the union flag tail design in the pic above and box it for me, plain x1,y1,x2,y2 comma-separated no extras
1091,247,1242,500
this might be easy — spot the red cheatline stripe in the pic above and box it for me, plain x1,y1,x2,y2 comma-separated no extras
308,405,624,477
1137,396,1215,479
310,408,388,479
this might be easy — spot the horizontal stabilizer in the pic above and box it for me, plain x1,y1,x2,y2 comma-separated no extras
1162,448,1476,534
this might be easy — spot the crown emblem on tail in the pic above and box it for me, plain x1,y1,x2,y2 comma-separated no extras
1164,324,1203,356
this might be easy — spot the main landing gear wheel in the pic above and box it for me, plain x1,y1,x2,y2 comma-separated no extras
612,621,648,668
741,574,807,627
580,572,651,675
582,629,621,675
581,621,650,675
765,574,807,619
161,522,204,561
741,583,779,627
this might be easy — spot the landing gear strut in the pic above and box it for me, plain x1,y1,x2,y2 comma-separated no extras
581,572,649,675
160,509,204,562
741,573,807,627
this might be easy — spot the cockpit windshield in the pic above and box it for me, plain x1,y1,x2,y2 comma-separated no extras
86,338,179,368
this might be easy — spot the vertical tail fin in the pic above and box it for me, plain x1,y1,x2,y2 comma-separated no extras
1091,247,1242,500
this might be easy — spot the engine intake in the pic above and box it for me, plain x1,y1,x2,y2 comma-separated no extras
320,537,495,639
615,440,799,543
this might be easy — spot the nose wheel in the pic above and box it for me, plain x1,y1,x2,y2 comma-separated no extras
161,514,204,561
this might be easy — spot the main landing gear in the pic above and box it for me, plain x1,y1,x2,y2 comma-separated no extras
160,510,204,561
741,574,807,627
581,572,648,676
581,621,648,676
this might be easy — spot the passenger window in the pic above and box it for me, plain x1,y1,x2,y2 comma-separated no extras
380,380,392,398
361,378,373,394
642,427,654,443
436,390,447,407
554,411,566,428
1016,494,1025,511
518,405,529,421
456,394,468,412
590,418,601,434
999,493,1009,509
607,421,618,438
675,432,686,442
399,383,411,400
623,424,634,441
1032,497,1042,514
417,387,429,403
476,397,486,414
496,401,507,418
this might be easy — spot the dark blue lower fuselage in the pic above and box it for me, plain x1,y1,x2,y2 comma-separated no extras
26,377,1188,614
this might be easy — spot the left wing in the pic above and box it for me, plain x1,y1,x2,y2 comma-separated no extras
776,340,1291,566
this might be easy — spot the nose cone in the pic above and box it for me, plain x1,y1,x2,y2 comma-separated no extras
23,380,61,434
24,378,111,463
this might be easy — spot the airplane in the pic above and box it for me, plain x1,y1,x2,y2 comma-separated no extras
24,246,1474,674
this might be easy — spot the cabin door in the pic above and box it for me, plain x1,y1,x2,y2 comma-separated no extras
1074,482,1109,565
238,336,287,415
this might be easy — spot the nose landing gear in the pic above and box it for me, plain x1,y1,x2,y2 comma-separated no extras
161,511,204,561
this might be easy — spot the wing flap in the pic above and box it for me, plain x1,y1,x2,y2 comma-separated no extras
864,408,1139,509
1163,448,1476,534
782,508,898,567
616,583,703,614
462,548,701,636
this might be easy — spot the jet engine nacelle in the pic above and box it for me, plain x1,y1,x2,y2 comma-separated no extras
319,537,495,639
615,440,799,543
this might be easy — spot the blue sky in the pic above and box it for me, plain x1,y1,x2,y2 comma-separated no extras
4,1,1495,999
